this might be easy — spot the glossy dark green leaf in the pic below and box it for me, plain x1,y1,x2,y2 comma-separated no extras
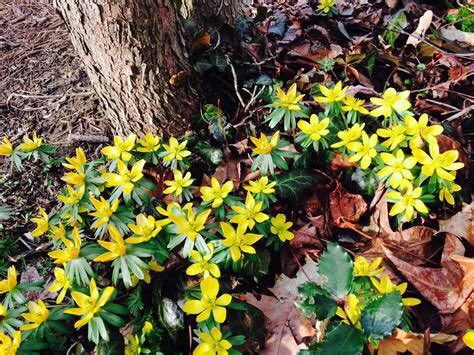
318,242,353,298
296,282,337,320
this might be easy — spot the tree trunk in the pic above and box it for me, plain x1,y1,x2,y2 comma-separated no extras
54,0,244,136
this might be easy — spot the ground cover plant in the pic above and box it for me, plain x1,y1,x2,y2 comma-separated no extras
0,0,473,354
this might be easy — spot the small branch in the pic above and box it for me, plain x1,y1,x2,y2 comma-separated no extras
225,55,246,108
8,242,52,263
444,104,473,122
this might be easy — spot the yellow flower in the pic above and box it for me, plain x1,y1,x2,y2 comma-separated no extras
200,178,233,208
270,214,294,242
331,123,365,148
149,260,165,272
370,88,411,118
372,275,421,307
58,185,85,205
0,137,13,156
156,203,180,226
353,256,384,282
405,114,443,149
342,95,369,115
137,133,161,153
317,0,336,13
162,137,191,162
0,304,7,317
250,131,279,155
169,204,211,242
64,278,115,328
378,150,417,189
387,183,428,222
244,176,276,195
194,327,232,355
94,225,127,262
0,266,17,294
61,169,86,189
163,170,194,196
230,192,269,230
50,224,66,240
126,214,162,244
182,277,232,323
102,134,136,161
0,331,21,355
20,299,49,330
63,148,87,171
48,227,82,264
89,197,119,227
48,267,70,304
220,222,263,262
274,83,305,111
103,159,145,195
315,81,348,103
186,246,221,278
439,181,461,205
336,294,362,329
347,132,378,169
20,132,43,152
297,115,330,141
31,207,49,237
125,334,141,355
376,124,407,151
463,330,474,350
142,321,153,334
412,142,464,181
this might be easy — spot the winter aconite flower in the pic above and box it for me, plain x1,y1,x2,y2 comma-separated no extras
378,150,417,189
244,176,276,195
370,88,411,118
89,197,119,227
342,96,369,115
405,114,443,149
0,331,21,354
331,123,365,149
0,137,13,156
297,115,330,142
353,256,384,282
161,137,191,163
48,267,70,304
169,204,211,242
94,225,126,262
186,246,221,278
376,125,407,151
251,131,279,155
387,184,428,222
20,132,43,152
102,134,136,161
193,327,232,355
63,148,87,171
315,81,348,103
0,266,17,294
412,142,464,181
58,185,85,205
463,330,474,350
274,83,305,111
200,178,233,208
126,214,162,244
220,222,263,262
372,275,420,307
347,132,378,169
270,214,294,242
103,159,145,195
137,133,161,153
48,227,82,264
182,277,232,323
20,299,49,330
64,278,114,328
336,294,362,329
439,182,461,205
318,0,336,13
163,170,194,198
31,207,49,237
230,192,269,230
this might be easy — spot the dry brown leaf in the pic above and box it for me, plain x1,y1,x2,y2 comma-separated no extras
441,294,474,333
290,223,325,251
406,10,433,47
440,26,474,47
384,234,473,314
328,152,357,173
330,180,367,224
212,158,242,189
438,202,473,244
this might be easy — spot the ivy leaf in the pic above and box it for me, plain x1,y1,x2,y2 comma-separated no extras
296,282,338,320
274,169,315,203
318,242,353,298
300,323,365,355
361,291,403,342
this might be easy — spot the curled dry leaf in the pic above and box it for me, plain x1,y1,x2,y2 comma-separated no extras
290,222,325,251
438,202,473,244
384,234,473,314
406,10,433,47
330,180,368,224
329,152,357,174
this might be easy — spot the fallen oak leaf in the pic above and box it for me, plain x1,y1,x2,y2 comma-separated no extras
384,234,473,314
330,180,367,224
438,202,473,244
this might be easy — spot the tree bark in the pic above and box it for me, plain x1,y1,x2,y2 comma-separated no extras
54,0,244,136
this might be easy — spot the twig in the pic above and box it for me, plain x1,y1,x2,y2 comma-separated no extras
444,104,473,122
225,55,246,108
8,241,52,263
67,134,110,143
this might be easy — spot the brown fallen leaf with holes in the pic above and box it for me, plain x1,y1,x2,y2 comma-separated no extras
330,180,367,224
438,201,473,244
384,234,473,314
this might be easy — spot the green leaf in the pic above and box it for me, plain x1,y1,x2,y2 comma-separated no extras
195,141,223,166
361,291,403,342
300,323,365,355
274,169,315,203
383,10,408,47
241,249,270,283
318,243,353,298
296,282,337,320
96,328,124,355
